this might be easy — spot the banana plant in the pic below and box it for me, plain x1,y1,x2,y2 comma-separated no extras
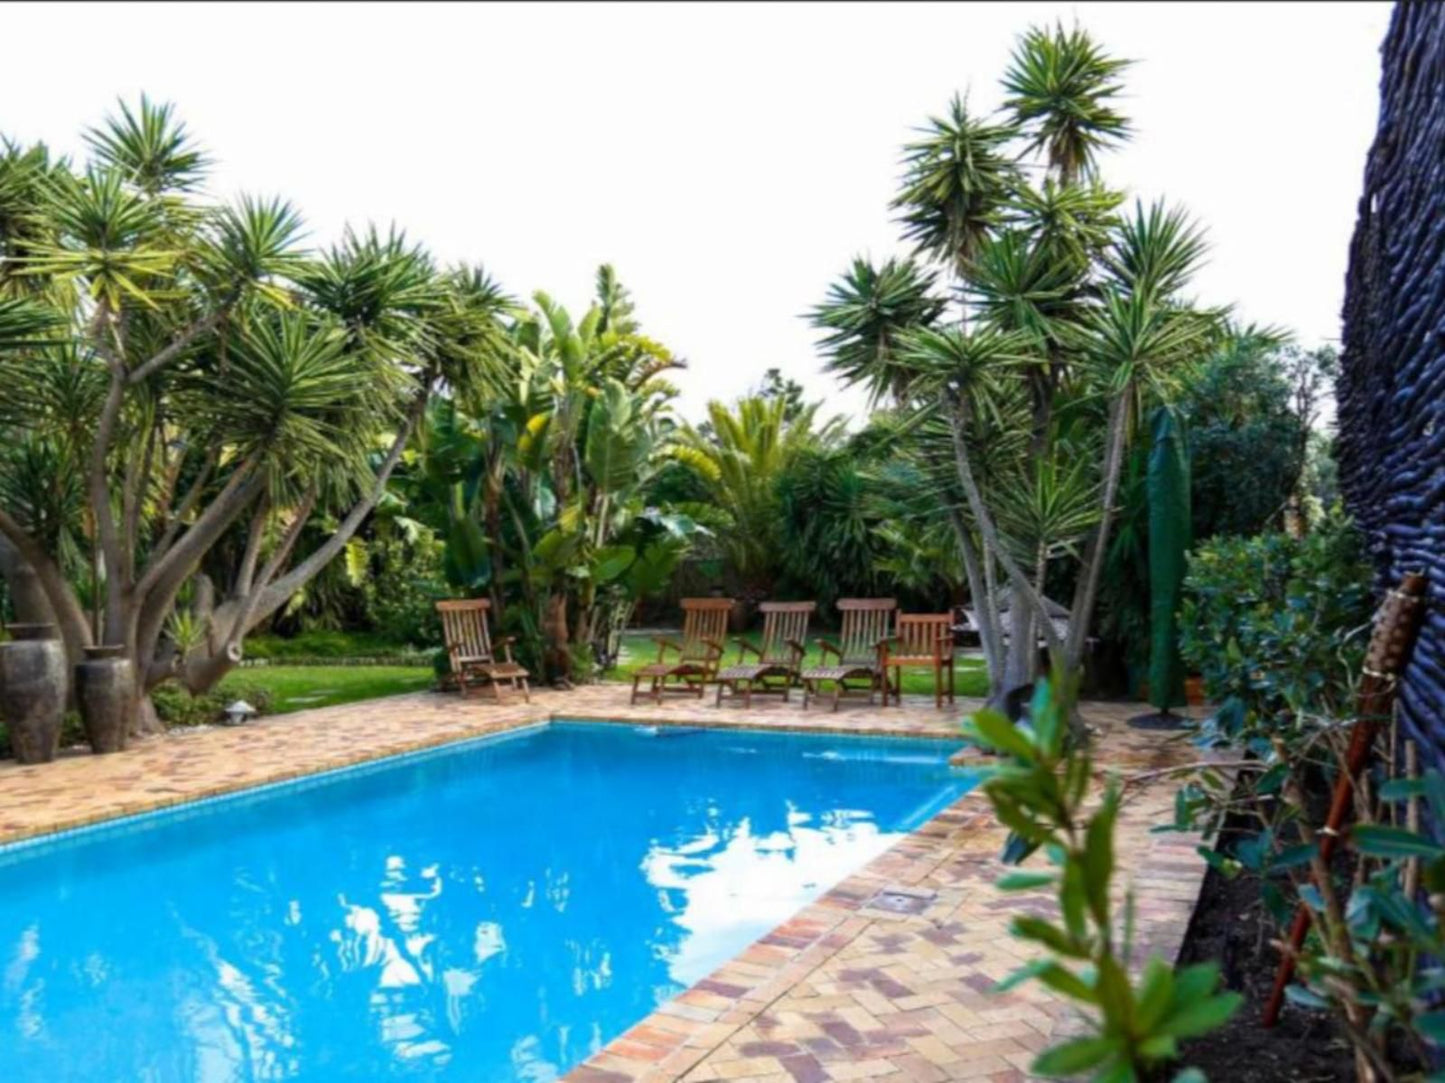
406,268,697,682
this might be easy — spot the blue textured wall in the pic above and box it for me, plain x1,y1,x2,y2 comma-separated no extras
1339,3,1445,769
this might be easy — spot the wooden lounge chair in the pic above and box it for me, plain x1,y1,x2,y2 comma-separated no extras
630,597,733,705
715,601,816,707
437,598,530,702
801,598,896,711
881,613,956,708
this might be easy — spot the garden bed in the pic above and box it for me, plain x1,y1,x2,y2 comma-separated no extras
1175,828,1354,1081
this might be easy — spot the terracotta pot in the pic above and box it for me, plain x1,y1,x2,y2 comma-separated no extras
1185,675,1206,707
1,623,67,764
75,645,133,754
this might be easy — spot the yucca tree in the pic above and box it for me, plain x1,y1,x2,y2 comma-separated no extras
0,98,512,731
813,23,1224,707
808,256,947,404
893,95,1020,273
1002,23,1132,185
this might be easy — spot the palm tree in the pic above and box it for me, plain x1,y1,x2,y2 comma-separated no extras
674,395,842,606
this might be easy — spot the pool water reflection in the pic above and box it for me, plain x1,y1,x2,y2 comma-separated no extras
0,722,973,1081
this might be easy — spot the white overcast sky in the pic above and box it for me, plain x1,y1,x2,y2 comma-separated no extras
4,1,1391,421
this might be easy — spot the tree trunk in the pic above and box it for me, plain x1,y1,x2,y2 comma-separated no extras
1065,391,1131,673
943,397,1062,707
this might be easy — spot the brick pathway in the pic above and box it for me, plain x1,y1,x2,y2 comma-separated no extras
0,684,1209,1083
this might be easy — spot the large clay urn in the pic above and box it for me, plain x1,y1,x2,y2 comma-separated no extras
75,644,133,754
0,623,67,764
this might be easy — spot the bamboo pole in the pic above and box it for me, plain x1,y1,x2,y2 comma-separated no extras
1262,572,1427,1027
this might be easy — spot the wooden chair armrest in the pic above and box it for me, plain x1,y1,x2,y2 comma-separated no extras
653,636,682,661
817,639,842,660
702,638,726,659
785,638,807,662
734,638,762,660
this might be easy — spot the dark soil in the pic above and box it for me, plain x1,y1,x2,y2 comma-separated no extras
1174,822,1354,1082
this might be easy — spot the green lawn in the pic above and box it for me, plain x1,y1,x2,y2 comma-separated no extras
218,665,435,714
606,631,988,698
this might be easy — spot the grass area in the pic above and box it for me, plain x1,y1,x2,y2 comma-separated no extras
218,665,435,714
606,631,989,698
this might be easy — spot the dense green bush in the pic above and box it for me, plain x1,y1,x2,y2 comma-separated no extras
1179,510,1373,734
361,530,447,647
151,681,276,727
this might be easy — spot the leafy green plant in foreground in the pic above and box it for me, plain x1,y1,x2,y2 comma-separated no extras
963,672,1239,1080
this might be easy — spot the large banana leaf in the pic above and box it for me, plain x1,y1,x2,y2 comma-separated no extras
583,379,652,493
443,516,492,591
1147,406,1191,709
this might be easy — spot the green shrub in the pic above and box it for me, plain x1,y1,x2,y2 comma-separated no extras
151,681,275,727
361,530,447,647
1179,509,1373,737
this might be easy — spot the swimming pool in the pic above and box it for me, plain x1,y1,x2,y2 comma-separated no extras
0,721,974,1081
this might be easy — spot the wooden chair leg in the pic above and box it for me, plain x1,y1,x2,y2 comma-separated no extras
491,676,503,703
520,677,531,704
631,674,642,705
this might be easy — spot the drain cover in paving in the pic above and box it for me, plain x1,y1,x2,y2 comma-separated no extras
867,888,936,914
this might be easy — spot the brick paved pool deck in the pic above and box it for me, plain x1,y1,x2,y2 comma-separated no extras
0,685,1211,1083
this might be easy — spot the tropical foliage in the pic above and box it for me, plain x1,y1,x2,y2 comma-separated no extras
396,267,700,681
0,98,514,730
810,22,1239,707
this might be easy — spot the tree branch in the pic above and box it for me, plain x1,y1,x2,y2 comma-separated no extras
152,446,219,561
225,486,317,650
945,396,1062,661
243,375,434,633
1065,391,1129,669
121,415,158,583
233,496,271,600
126,309,227,386
135,460,264,602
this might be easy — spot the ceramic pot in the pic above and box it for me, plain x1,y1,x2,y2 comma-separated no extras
75,644,133,754
1,623,67,764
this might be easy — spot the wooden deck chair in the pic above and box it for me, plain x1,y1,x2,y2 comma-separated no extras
881,613,956,708
630,597,733,705
715,601,816,707
801,598,896,711
437,599,530,702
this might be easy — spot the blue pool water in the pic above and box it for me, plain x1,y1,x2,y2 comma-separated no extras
0,721,973,1082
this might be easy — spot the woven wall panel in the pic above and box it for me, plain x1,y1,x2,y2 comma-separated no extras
1339,4,1445,771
